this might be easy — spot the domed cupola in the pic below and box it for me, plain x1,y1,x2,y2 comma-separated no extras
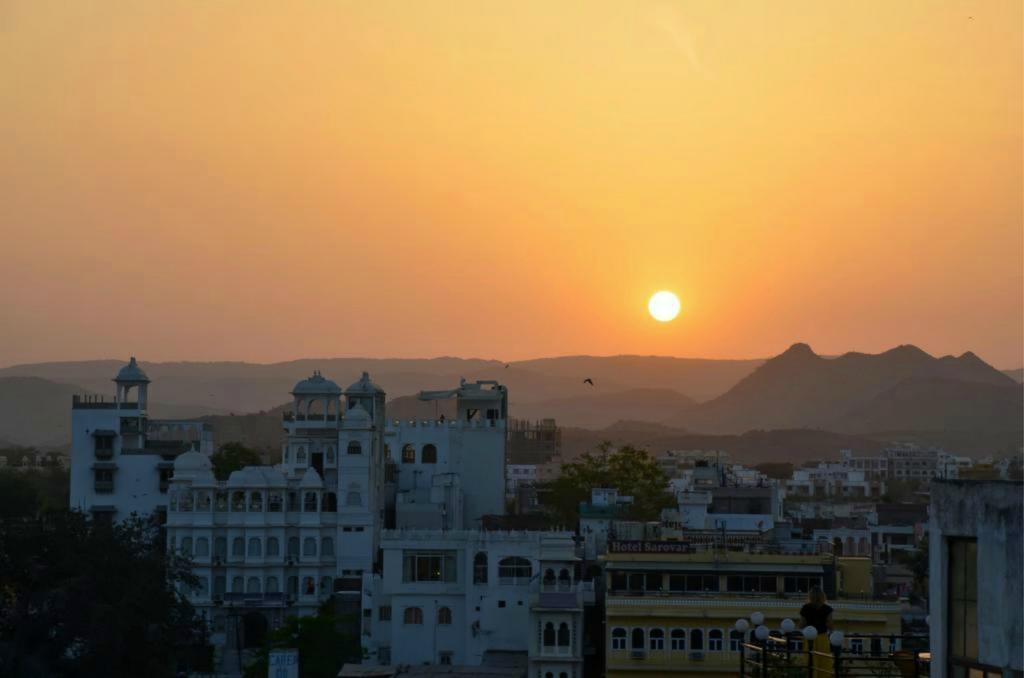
291,371,342,396
345,371,383,395
343,402,371,429
113,356,150,411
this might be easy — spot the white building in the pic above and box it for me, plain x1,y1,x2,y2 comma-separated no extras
787,462,885,498
161,370,512,669
69,358,213,521
365,529,588,677
928,480,1023,677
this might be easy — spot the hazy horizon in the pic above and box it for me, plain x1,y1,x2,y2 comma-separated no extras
2,1,1021,369
1,342,1020,372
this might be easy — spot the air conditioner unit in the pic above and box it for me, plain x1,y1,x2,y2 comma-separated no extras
689,651,705,661
630,650,646,660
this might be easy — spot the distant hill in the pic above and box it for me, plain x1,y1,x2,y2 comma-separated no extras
513,388,697,429
0,377,87,449
1004,368,1023,383
680,344,1022,443
0,355,761,422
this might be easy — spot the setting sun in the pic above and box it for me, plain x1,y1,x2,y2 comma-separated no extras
648,291,681,322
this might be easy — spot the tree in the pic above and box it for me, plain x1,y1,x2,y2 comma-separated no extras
0,511,211,677
210,442,262,480
0,467,70,520
540,443,674,526
243,603,362,678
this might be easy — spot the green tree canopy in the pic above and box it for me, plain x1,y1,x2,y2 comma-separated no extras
541,443,673,526
0,511,211,677
211,442,262,480
244,603,362,678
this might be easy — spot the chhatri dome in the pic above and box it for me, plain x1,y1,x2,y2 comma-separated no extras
346,371,383,395
291,371,342,396
114,356,150,383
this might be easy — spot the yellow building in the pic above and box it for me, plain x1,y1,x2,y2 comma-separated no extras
602,539,901,677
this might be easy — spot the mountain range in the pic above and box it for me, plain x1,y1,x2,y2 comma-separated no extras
0,345,1019,456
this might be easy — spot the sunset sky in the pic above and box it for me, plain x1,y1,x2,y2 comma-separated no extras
1,1,1021,368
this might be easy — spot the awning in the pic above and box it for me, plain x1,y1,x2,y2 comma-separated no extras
90,462,118,470
91,429,117,437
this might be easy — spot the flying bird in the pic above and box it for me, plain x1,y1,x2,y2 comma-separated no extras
583,378,594,386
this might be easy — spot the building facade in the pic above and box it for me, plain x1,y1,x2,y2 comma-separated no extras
601,539,901,677
365,529,588,677
69,358,213,521
928,480,1023,678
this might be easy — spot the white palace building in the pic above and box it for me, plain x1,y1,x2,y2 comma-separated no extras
69,360,586,677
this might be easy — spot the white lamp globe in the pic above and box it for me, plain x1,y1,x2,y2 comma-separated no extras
750,612,765,626
755,625,770,641
780,618,796,633
802,626,818,641
735,619,750,633
829,631,845,647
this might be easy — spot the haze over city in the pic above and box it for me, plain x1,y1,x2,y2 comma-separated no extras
1,0,1021,368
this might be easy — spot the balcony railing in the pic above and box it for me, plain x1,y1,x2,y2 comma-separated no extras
739,633,930,677
94,481,114,494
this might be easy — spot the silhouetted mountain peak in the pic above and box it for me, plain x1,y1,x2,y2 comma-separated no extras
779,343,817,360
881,344,931,361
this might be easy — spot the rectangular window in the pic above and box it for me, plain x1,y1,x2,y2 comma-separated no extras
438,652,453,665
949,538,978,669
726,575,778,593
402,551,457,583
379,606,391,621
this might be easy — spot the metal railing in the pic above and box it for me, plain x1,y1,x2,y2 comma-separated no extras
740,633,930,677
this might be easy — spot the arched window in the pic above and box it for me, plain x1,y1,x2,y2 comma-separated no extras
709,629,724,651
473,552,488,584
498,556,531,584
266,537,280,556
195,537,210,556
249,491,263,512
611,628,627,650
326,446,335,463
729,630,744,652
346,440,362,456
543,568,556,586
649,628,664,650
231,576,244,593
558,622,570,647
246,577,261,594
231,491,246,512
671,628,686,651
247,537,262,558
267,492,283,511
322,537,335,557
631,628,645,650
543,622,556,647
690,629,704,651
296,446,307,463
180,537,193,556
214,537,227,558
404,607,423,625
303,537,317,557
320,576,332,594
303,577,315,595
437,607,452,625
287,537,300,557
421,444,437,464
303,492,318,512
232,537,245,558
266,576,280,594
558,568,571,589
401,444,415,464
323,492,337,512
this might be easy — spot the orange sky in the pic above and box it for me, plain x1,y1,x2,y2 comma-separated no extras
0,1,1021,368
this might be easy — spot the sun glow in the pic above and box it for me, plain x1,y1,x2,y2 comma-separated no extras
648,291,681,322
